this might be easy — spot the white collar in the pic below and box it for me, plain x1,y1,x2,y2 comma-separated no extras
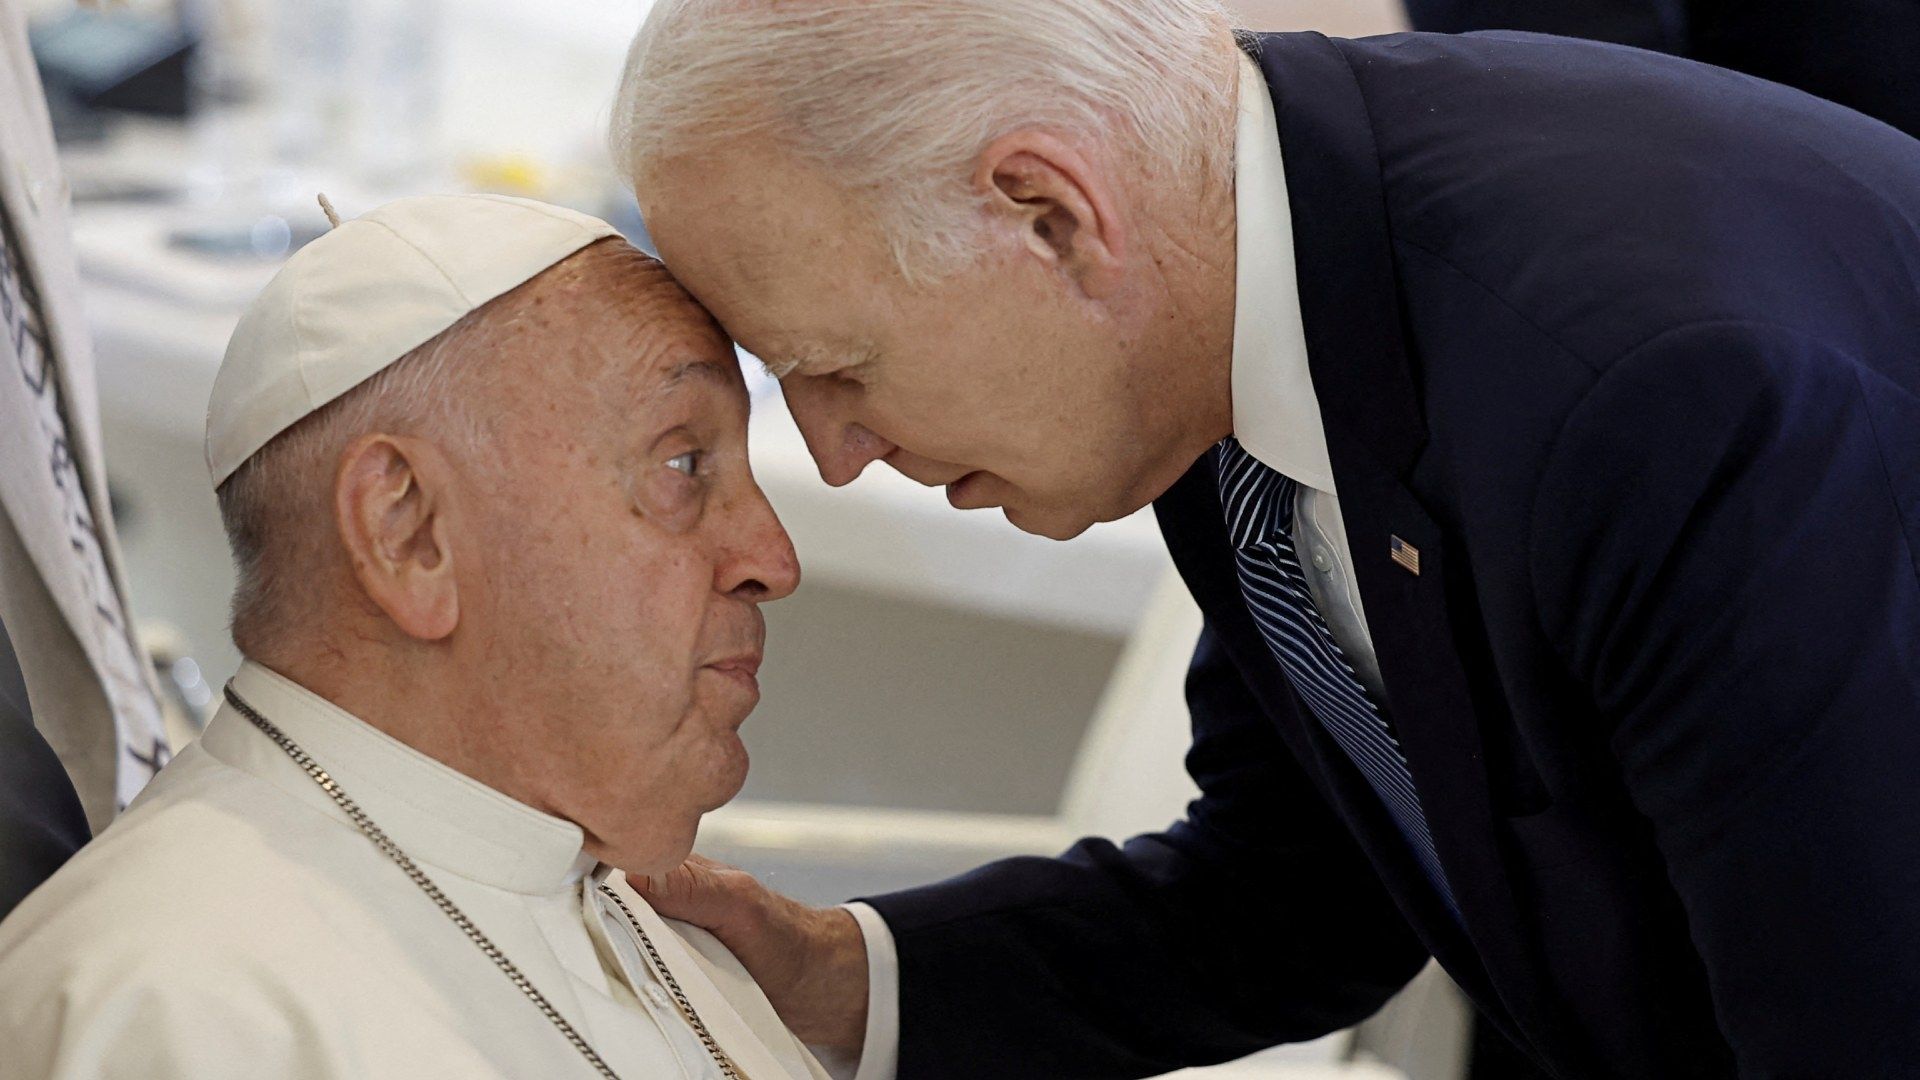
1230,52,1337,495
204,660,597,896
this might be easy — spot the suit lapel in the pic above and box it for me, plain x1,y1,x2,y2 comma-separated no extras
1158,461,1497,994
1254,31,1571,1054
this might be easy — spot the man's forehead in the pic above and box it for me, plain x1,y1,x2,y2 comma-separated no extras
481,279,744,430
644,146,874,276
526,257,734,380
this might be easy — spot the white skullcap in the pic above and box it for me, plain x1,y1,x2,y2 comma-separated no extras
205,193,621,486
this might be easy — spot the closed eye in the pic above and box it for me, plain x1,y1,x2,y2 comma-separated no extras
764,345,874,383
759,355,802,380
820,351,876,386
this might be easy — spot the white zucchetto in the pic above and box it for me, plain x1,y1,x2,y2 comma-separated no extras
205,193,620,486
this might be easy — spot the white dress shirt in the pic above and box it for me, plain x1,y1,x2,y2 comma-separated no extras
0,661,832,1079
841,52,1388,1076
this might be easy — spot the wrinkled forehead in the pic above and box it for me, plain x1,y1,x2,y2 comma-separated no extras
479,243,749,430
506,240,737,378
636,149,906,369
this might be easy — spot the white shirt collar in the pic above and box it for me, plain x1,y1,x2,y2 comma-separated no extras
1231,52,1337,495
205,660,596,895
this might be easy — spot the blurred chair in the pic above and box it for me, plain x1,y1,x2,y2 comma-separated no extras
1400,0,1920,139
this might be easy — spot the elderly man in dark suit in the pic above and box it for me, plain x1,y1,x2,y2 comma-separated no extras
610,1,1920,1076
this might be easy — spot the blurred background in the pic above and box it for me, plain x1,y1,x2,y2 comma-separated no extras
24,1,1482,1076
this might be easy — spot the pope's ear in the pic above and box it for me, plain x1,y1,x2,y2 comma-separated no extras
333,434,459,641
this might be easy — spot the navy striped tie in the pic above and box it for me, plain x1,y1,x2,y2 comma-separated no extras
1215,438,1461,918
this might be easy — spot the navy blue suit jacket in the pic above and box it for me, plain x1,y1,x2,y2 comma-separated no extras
865,32,1920,1079
1402,0,1920,139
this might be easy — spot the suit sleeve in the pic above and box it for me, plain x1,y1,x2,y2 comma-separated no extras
861,623,1429,1080
1529,322,1920,1075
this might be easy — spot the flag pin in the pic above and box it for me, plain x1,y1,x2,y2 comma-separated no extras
1390,535,1422,576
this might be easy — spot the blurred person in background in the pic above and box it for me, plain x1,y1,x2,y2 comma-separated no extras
0,195,829,1079
610,1,1920,1077
0,0,171,920
1402,0,1920,139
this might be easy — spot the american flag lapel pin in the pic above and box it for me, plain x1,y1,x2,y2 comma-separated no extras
1390,535,1422,576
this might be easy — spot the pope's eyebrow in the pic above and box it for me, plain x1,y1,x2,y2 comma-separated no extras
661,358,730,388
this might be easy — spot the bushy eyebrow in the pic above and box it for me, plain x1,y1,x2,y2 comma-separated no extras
758,343,872,381
663,358,731,387
759,354,802,380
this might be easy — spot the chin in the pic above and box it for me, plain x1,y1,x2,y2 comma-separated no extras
722,723,752,780
616,835,699,881
590,757,750,878
1002,503,1098,541
587,810,697,878
708,765,749,813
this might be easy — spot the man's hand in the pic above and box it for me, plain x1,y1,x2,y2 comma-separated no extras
633,854,871,1055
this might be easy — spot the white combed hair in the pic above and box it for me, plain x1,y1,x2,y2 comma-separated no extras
611,0,1240,282
215,311,498,653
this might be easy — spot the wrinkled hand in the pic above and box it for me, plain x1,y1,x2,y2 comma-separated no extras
633,854,871,1055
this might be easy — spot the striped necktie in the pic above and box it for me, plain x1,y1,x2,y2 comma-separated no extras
1215,438,1460,918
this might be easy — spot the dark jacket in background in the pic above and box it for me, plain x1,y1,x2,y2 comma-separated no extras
1403,0,1920,138
0,618,87,921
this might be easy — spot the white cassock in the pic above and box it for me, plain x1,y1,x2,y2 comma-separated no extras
0,661,834,1080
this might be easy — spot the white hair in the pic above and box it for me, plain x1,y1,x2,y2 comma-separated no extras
611,0,1239,281
215,309,498,655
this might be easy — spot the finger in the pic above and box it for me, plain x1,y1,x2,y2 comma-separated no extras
632,855,753,926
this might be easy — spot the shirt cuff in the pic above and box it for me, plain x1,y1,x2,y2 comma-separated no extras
813,902,900,1080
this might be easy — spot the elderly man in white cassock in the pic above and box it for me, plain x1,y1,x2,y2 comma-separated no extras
0,194,856,1080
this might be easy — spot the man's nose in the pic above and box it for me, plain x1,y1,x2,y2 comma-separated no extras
781,375,895,487
718,484,801,604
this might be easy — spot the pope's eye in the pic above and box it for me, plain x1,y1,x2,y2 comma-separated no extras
666,451,700,476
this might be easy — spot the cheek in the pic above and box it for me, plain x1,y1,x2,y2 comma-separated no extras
592,550,711,660
883,357,1062,475
497,521,708,677
626,471,704,535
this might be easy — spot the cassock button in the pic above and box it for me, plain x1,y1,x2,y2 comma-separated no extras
644,982,675,1011
1311,547,1334,573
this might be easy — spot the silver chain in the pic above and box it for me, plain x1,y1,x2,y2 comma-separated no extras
599,884,745,1079
223,685,745,1080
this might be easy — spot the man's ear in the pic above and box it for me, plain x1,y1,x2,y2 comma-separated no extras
974,130,1127,299
333,434,460,642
